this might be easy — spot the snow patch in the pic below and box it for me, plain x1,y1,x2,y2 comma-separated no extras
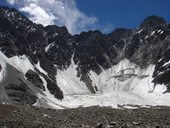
29,27,36,32
158,58,162,62
45,42,55,52
137,29,143,34
0,52,34,75
52,33,58,37
56,57,90,95
158,30,161,33
160,31,164,34
145,36,148,39
162,60,170,67
8,55,34,75
35,61,48,75
150,31,155,36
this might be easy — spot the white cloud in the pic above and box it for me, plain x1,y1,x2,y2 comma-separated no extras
6,0,18,5
20,3,56,26
6,0,98,34
101,23,115,34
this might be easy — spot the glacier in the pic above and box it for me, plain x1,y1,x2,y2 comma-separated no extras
1,51,170,109
55,57,170,108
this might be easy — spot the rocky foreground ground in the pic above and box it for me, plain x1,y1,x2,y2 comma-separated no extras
0,104,170,128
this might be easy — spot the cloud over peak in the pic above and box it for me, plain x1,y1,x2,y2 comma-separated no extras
6,0,98,34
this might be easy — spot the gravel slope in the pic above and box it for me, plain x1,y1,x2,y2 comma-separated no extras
0,104,170,128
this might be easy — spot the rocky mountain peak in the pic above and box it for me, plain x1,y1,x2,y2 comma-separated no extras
139,15,167,28
107,28,132,43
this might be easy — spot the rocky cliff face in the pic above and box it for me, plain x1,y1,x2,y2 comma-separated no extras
0,6,170,108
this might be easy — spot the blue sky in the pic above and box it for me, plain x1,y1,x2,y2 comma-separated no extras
0,0,170,34
77,0,170,28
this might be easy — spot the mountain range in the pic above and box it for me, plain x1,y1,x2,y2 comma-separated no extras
0,6,170,109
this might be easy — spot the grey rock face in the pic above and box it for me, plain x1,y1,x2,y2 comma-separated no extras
0,58,37,105
25,70,45,91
